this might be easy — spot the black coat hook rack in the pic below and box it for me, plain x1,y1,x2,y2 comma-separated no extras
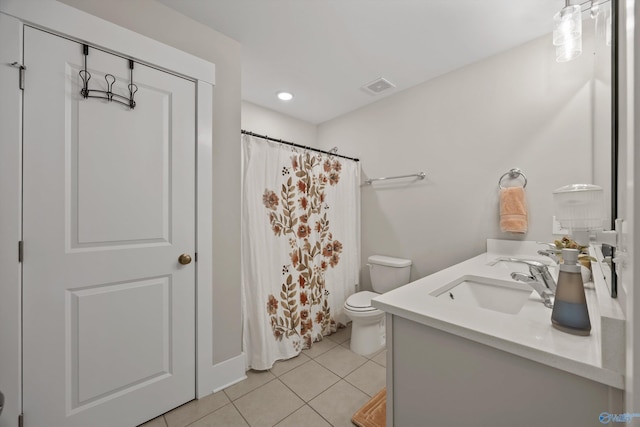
79,44,137,109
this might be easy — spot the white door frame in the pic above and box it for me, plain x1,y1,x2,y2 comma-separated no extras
621,0,640,415
0,1,221,424
0,10,24,427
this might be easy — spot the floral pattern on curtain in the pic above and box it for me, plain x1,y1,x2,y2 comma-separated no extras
242,134,359,370
263,153,344,350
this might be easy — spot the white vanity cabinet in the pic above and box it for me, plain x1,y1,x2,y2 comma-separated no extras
386,314,623,427
371,240,626,427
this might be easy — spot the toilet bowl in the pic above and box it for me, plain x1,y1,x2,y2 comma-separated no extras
344,255,412,355
344,291,386,355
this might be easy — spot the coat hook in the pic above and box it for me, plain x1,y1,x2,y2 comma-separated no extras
78,44,137,109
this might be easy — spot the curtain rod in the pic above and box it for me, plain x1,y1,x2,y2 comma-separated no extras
241,129,359,162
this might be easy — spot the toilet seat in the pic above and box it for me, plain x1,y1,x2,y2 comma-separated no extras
345,291,379,312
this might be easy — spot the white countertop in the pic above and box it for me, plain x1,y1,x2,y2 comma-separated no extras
371,239,625,389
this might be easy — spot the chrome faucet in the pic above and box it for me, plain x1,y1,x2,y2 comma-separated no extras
536,242,562,264
496,257,557,294
511,272,554,308
537,249,561,264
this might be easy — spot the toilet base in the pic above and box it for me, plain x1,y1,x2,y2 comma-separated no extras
349,316,386,356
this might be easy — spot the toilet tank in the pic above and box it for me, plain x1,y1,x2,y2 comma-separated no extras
368,255,412,293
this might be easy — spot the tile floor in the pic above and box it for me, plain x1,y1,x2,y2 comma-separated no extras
139,324,387,427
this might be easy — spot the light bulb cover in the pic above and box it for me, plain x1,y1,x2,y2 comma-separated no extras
556,35,582,62
553,5,582,46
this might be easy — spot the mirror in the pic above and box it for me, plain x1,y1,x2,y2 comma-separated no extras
591,0,617,296
609,0,619,297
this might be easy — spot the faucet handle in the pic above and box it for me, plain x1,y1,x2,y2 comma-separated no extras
510,272,554,309
528,261,557,292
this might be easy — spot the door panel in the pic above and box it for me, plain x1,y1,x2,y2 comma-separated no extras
71,276,171,407
23,26,196,427
74,85,171,246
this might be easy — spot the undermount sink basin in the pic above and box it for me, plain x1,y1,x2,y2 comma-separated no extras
430,275,534,315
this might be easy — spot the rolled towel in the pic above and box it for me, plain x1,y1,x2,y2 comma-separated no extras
500,187,528,233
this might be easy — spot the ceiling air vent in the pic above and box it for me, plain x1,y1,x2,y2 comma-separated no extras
361,77,395,96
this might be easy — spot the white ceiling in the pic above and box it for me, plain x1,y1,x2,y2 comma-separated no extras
158,0,565,124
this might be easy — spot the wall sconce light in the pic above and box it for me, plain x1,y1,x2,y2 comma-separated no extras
591,1,613,46
553,2,583,62
554,0,612,62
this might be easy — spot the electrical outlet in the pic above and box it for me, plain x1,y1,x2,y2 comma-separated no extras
552,216,570,235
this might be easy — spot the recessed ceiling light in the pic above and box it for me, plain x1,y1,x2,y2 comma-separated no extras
277,91,294,101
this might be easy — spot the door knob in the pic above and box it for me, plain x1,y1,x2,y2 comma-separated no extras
178,254,192,265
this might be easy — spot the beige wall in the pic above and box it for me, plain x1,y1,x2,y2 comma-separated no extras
59,0,243,363
242,101,317,147
316,32,597,290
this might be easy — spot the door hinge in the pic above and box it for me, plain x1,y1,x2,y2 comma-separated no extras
18,413,24,427
10,62,25,90
18,241,23,263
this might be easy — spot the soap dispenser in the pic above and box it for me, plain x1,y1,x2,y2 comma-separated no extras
551,248,591,336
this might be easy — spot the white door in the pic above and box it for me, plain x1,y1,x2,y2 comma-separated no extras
22,27,196,427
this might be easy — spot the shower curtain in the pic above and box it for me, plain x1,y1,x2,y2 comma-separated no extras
241,133,359,370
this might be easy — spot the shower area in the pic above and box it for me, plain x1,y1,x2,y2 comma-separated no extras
241,131,361,370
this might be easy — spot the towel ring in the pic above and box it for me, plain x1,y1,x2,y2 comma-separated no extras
498,168,527,189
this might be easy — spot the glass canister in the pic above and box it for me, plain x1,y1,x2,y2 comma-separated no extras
553,184,604,231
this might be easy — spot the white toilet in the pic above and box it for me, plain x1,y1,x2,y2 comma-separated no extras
344,255,412,355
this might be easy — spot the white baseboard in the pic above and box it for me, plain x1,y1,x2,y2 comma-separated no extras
197,353,247,397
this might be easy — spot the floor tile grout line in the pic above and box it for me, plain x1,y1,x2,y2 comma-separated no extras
305,402,337,427
342,376,382,399
303,344,338,360
229,399,252,427
325,326,351,342
365,350,383,360
325,335,350,346
181,400,236,427
267,351,313,377
371,359,385,369
270,352,313,377
230,377,306,426
307,379,367,427
319,358,368,380
224,373,278,402
277,367,341,404
267,378,306,426
358,358,385,370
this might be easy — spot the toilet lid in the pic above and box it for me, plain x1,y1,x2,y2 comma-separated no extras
345,291,379,312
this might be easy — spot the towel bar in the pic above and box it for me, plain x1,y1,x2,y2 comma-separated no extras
364,172,426,185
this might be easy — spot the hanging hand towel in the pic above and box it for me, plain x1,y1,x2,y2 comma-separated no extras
500,186,528,233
